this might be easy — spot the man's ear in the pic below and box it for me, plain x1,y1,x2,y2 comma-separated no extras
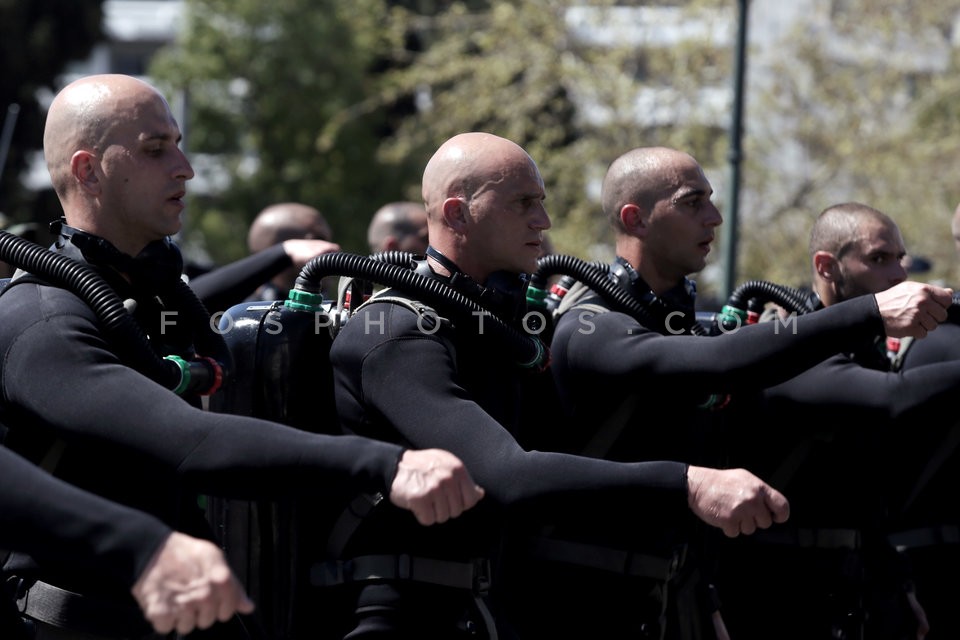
71,150,100,195
620,203,646,236
813,251,838,281
440,197,468,232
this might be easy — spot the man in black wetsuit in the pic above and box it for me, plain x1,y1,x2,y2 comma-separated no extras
0,73,484,639
719,202,960,639
0,445,254,638
883,199,960,640
193,200,426,313
325,132,792,640
515,150,953,640
187,202,340,312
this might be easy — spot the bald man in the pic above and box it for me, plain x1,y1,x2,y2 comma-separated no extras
245,201,336,298
0,74,482,639
188,202,340,310
366,200,429,254
326,132,792,639
714,203,960,639
521,150,952,639
885,200,960,640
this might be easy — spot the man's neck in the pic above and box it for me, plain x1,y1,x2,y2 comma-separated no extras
813,282,838,307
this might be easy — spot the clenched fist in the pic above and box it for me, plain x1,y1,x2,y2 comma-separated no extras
686,466,790,537
389,448,485,525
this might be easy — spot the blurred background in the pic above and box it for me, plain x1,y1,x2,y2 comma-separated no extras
2,0,959,301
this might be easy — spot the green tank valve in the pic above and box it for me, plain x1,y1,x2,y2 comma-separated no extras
717,304,747,331
285,288,324,312
526,284,548,308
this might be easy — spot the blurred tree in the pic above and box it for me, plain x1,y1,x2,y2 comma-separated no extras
150,0,730,269
380,0,730,265
150,0,440,264
735,0,960,290
0,0,104,229
151,0,960,295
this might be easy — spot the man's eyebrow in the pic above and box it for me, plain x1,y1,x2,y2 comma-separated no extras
673,187,708,202
140,131,181,144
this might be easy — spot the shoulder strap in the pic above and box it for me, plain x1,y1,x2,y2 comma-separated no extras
553,281,625,457
555,281,601,318
355,289,455,339
900,420,960,515
359,293,445,323
326,492,384,557
767,432,833,490
580,394,639,459
0,273,46,298
324,289,455,557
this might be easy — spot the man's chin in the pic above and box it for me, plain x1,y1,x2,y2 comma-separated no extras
162,218,183,237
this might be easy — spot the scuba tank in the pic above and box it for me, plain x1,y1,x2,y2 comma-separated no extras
208,249,550,638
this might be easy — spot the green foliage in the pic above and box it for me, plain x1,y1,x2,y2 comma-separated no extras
151,0,412,263
740,0,960,290
378,0,730,261
151,0,737,268
151,0,960,294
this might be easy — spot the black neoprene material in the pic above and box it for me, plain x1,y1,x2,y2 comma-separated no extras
0,239,405,613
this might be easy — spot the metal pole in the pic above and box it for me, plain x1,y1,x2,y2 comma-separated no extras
720,0,749,301
0,104,21,184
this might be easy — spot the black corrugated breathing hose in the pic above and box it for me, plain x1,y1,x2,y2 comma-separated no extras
294,251,548,369
0,230,229,394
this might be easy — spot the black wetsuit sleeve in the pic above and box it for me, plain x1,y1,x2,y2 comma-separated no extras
0,446,170,588
762,353,960,420
554,293,883,394
0,294,402,500
187,244,291,311
333,305,687,510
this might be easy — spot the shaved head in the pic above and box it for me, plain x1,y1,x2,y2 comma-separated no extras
420,132,549,280
601,147,700,232
41,74,193,255
421,132,537,216
809,202,898,259
367,201,428,254
44,75,169,199
809,202,907,305
247,203,331,254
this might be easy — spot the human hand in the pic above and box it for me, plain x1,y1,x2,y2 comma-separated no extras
389,448,485,525
283,239,341,268
875,282,952,339
131,532,254,635
686,466,789,537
